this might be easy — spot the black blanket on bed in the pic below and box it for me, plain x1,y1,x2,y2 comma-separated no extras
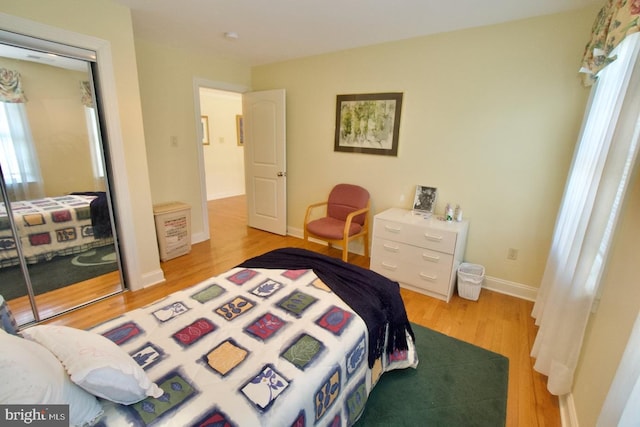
71,191,112,238
238,247,415,368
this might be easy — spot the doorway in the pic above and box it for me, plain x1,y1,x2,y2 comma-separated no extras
193,82,287,238
199,88,245,201
193,79,249,241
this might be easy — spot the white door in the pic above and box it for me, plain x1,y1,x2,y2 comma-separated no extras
242,89,287,235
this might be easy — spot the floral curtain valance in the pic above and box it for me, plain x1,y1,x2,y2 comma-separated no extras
0,68,27,103
580,0,640,86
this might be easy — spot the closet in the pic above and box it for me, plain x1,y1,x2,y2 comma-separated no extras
0,31,123,325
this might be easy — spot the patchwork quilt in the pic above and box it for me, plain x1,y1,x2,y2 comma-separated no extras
90,266,418,426
0,195,113,268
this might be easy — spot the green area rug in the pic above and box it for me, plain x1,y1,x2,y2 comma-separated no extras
356,323,509,427
0,245,118,300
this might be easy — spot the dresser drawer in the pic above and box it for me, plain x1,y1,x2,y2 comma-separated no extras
373,218,457,254
371,239,454,295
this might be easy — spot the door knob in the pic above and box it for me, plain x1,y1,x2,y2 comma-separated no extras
277,172,287,177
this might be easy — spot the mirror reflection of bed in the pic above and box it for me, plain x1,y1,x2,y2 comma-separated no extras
0,193,121,325
0,37,124,325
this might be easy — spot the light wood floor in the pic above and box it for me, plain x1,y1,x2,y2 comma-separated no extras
41,195,559,426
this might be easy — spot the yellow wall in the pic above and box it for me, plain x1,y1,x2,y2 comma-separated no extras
572,164,640,425
252,6,598,288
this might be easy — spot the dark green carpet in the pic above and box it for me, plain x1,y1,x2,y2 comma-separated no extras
0,245,118,300
356,323,509,427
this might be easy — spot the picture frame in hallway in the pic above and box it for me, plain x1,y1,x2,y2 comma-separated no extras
201,116,210,145
334,92,403,156
236,115,244,146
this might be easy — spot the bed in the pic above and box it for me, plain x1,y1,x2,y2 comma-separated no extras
2,248,418,426
0,193,113,268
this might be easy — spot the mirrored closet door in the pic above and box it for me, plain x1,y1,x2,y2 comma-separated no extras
0,32,124,326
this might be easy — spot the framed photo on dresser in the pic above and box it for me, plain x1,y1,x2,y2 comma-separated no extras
412,185,437,214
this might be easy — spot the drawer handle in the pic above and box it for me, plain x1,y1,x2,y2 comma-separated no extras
381,262,398,271
419,272,437,281
422,253,440,262
384,225,402,233
383,243,400,252
424,233,443,242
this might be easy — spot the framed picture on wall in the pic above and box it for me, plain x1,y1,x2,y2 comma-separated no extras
236,114,244,146
201,116,210,145
412,185,437,214
334,92,403,156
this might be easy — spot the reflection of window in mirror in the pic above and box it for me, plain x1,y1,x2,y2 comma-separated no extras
0,100,42,201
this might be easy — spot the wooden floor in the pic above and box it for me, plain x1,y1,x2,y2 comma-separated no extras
42,195,559,426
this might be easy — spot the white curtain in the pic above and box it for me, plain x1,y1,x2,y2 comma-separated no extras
531,32,640,395
0,102,44,201
84,106,105,190
80,81,105,190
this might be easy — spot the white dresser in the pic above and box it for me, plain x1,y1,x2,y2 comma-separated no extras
370,208,469,302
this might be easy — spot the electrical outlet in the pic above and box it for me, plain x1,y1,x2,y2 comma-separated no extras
507,248,518,260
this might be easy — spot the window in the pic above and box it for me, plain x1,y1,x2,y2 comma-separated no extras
531,32,640,396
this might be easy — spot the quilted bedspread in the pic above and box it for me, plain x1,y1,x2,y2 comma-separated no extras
90,265,418,426
0,195,113,268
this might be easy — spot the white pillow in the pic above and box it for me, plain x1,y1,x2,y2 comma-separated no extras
21,325,163,405
0,329,103,427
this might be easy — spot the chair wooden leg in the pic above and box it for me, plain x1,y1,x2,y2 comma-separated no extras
363,235,369,258
342,245,348,262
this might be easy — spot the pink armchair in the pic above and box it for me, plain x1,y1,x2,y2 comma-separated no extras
303,184,370,262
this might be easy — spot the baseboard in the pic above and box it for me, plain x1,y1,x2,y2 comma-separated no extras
559,393,579,427
287,226,303,239
140,268,166,289
207,191,245,201
483,275,538,301
191,230,208,244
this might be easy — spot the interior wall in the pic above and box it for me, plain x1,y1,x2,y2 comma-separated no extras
571,164,640,425
134,38,251,240
251,6,599,289
200,88,244,200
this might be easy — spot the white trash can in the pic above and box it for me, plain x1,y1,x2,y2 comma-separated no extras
153,202,191,261
457,263,485,301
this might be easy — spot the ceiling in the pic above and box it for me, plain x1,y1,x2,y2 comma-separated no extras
112,0,601,66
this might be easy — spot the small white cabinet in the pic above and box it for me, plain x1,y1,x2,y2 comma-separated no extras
370,208,468,302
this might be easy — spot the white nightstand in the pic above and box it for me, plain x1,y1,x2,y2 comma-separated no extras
370,208,469,302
